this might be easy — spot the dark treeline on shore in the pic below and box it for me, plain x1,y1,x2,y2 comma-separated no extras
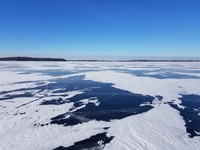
0,57,66,61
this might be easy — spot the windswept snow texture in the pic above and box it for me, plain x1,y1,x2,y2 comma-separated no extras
0,61,200,150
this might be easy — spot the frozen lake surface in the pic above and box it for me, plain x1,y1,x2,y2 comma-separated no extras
0,61,200,150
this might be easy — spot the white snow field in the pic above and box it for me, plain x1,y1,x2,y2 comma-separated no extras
0,61,200,150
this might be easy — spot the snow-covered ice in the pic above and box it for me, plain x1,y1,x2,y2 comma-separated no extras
0,61,200,150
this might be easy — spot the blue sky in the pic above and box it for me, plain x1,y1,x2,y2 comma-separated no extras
0,0,200,59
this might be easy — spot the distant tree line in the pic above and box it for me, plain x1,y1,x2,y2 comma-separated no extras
0,57,199,62
0,57,66,61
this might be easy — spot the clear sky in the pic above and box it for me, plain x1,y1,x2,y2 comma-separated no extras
0,0,200,59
